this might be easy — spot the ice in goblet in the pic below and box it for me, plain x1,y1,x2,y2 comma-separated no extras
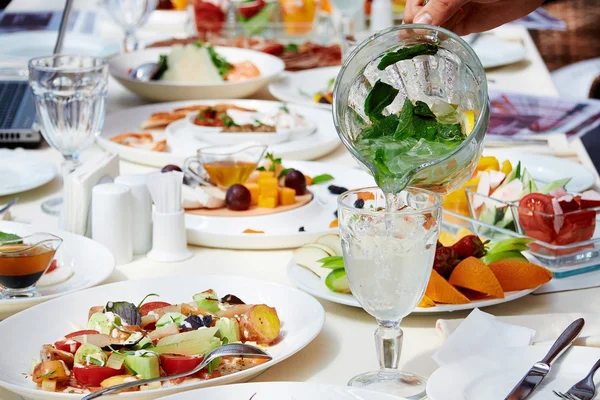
338,186,442,399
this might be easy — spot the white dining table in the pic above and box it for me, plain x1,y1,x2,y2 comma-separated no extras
1,2,600,399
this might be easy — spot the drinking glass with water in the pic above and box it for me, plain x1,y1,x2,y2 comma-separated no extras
28,55,108,216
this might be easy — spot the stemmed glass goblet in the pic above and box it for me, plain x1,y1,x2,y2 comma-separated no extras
338,186,442,399
328,0,365,59
104,0,158,53
28,55,109,216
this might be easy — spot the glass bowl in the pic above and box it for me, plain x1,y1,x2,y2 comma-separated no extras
332,24,489,195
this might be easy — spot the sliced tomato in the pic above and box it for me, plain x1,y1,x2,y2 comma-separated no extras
139,301,171,316
73,365,124,387
556,209,596,245
46,260,58,273
518,193,555,243
55,330,100,353
160,355,203,376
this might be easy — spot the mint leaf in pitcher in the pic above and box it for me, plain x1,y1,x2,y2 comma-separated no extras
364,80,399,122
377,43,438,70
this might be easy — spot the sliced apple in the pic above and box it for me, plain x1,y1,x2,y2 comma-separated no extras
473,171,490,209
491,179,523,202
316,234,343,256
488,170,506,191
304,242,337,256
293,245,333,278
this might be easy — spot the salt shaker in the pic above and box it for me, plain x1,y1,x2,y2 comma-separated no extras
115,174,152,255
91,183,133,265
370,0,393,33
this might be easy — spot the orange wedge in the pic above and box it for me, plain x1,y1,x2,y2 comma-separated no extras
449,257,505,299
425,270,470,304
418,295,436,308
329,219,338,228
488,260,552,291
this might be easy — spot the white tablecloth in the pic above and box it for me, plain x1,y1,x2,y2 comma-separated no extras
1,2,599,399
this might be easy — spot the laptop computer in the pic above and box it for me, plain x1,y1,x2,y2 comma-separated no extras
0,0,73,149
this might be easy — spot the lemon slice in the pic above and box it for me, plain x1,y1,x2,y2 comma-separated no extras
460,110,475,135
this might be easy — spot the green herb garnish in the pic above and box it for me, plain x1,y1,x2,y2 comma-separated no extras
265,153,281,172
136,293,159,309
39,370,57,380
281,103,290,113
153,55,168,81
88,357,104,366
206,45,234,78
0,232,21,243
278,168,293,179
284,43,299,52
311,174,334,184
377,43,438,70
364,80,399,121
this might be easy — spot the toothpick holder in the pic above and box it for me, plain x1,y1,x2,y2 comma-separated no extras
147,210,193,263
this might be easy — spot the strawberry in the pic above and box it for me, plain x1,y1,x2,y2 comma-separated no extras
237,0,266,20
451,235,487,259
433,247,459,279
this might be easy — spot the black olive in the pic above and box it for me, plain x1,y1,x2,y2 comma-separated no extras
221,294,245,305
334,210,338,218
299,226,305,232
183,315,205,329
202,315,213,327
328,185,348,195
354,199,365,209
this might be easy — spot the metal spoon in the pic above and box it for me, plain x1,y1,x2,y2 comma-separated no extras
129,63,159,82
81,343,272,399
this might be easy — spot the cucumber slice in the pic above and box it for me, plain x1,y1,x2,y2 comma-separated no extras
539,178,572,194
325,268,351,294
156,327,218,347
215,318,240,343
156,312,186,329
74,343,107,366
193,290,220,313
124,354,159,379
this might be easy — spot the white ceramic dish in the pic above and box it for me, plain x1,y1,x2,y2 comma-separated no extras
0,150,57,196
182,112,316,146
552,57,600,99
109,46,285,101
0,32,119,60
427,345,600,399
0,221,115,320
467,34,527,69
0,275,325,400
185,161,374,249
268,66,340,110
160,382,406,400
484,149,596,193
286,259,537,313
97,100,341,167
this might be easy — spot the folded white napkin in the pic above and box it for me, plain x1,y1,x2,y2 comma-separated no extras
63,152,120,236
433,308,600,366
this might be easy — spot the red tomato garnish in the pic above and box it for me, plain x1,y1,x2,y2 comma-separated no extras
518,193,556,243
73,365,124,387
196,369,221,380
55,330,100,353
139,301,171,316
46,260,58,273
160,355,203,376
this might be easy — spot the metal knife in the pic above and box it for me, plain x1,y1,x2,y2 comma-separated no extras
504,318,585,400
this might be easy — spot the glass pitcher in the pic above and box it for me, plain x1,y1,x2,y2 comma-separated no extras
333,24,489,195
0,233,63,298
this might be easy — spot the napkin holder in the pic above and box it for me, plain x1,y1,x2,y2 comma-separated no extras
63,152,120,236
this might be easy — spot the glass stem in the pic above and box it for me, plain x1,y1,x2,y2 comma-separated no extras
335,11,356,60
62,154,79,185
123,29,138,53
375,320,403,379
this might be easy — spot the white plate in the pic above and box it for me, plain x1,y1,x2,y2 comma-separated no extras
97,100,341,167
268,66,340,110
552,57,600,99
0,150,57,196
109,47,285,102
484,149,595,193
287,259,537,313
0,221,115,320
0,275,324,400
185,161,375,249
181,112,316,146
0,32,119,60
161,382,405,400
467,35,527,69
427,345,600,400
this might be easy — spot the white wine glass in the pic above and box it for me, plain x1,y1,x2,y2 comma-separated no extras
338,186,442,399
104,0,158,52
28,55,108,216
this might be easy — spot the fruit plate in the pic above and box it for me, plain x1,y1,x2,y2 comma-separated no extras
0,275,325,400
286,259,537,313
160,382,406,400
109,47,285,102
97,100,341,167
427,345,600,400
184,161,375,249
268,66,340,110
0,221,115,320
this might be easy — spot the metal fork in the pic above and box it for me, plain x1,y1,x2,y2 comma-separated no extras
553,358,600,400
81,343,272,399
